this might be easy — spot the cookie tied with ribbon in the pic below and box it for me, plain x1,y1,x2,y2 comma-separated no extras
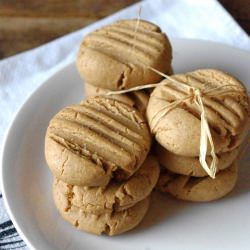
108,69,249,178
147,69,249,178
156,144,240,177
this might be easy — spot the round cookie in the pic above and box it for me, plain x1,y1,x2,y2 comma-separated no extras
53,155,159,214
157,161,238,202
147,69,249,157
77,19,173,90
84,82,150,115
45,96,151,186
156,144,240,177
53,186,150,236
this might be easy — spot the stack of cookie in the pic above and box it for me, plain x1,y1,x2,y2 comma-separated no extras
76,19,173,115
44,18,250,236
44,18,175,236
45,96,160,235
147,69,249,202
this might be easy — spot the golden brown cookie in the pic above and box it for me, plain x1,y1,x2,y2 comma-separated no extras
45,96,151,186
157,161,238,202
77,19,173,90
53,155,159,214
53,186,150,236
156,144,240,177
147,69,249,157
84,82,150,115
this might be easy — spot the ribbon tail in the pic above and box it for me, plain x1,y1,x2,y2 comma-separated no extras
196,94,218,178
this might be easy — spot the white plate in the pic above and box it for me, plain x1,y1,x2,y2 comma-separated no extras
1,39,250,250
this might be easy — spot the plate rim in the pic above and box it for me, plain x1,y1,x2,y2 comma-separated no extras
1,38,250,250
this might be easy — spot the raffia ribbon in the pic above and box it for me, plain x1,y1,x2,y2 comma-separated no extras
106,67,245,178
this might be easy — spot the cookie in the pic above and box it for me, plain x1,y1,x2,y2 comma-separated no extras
53,155,159,214
77,19,173,90
147,69,249,157
45,96,151,186
53,186,150,236
84,82,150,115
157,161,238,202
156,144,240,177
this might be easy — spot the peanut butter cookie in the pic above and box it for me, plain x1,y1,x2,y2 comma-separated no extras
77,19,173,90
147,69,249,156
156,144,240,177
53,155,159,214
157,161,238,202
45,96,151,186
53,188,150,236
84,82,149,115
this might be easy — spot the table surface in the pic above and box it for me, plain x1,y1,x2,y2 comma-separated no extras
0,0,249,59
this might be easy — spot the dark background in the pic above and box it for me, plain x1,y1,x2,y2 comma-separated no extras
0,0,249,59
